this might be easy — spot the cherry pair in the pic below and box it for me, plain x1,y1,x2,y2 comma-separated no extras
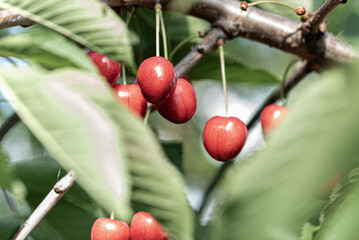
91,211,168,240
137,56,197,124
87,50,148,118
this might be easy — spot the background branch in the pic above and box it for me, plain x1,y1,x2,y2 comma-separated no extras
12,170,76,240
197,60,312,217
0,112,20,142
0,0,356,68
303,0,347,34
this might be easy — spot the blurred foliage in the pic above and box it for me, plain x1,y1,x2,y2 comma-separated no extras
0,0,358,240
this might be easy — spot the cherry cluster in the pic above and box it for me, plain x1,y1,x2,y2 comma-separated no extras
91,211,168,240
86,51,197,123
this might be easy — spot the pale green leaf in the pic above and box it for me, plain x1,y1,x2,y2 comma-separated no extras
0,67,194,239
0,27,96,71
0,148,13,188
0,0,135,69
214,62,359,239
0,67,133,221
314,169,359,240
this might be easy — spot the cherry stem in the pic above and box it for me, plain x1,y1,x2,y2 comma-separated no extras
159,8,168,59
280,59,299,106
110,211,114,220
219,43,229,116
122,66,127,85
155,4,161,57
144,106,152,124
247,1,297,12
169,34,199,61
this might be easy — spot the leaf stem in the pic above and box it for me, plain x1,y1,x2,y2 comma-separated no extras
169,35,199,61
248,1,297,12
159,9,168,59
219,43,228,116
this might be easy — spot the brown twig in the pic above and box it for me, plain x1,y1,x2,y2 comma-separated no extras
175,28,226,77
303,0,347,34
12,170,76,240
197,60,312,217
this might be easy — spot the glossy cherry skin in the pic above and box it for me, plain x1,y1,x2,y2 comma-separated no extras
203,116,248,162
136,57,177,104
130,212,168,240
113,84,147,118
260,104,290,136
86,50,122,87
155,78,197,124
91,217,130,240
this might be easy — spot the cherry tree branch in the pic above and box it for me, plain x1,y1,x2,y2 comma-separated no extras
12,170,76,240
0,10,34,29
197,60,312,217
175,28,225,77
303,0,348,34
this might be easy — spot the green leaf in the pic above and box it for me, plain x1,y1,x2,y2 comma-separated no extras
214,62,359,239
0,27,96,71
189,53,279,83
0,67,194,239
0,0,135,70
314,169,359,240
161,142,184,174
0,148,13,188
301,222,320,240
0,67,133,221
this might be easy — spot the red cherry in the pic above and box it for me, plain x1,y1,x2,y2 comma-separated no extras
91,217,129,240
113,84,148,118
260,104,290,136
155,78,197,124
130,212,168,240
86,50,122,87
136,57,177,104
203,116,247,162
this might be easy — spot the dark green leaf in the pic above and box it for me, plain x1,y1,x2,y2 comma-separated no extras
161,142,184,174
189,53,279,83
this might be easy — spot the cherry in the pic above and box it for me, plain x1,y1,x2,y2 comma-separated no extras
86,50,122,87
155,78,197,124
260,104,290,136
113,84,148,118
130,211,168,240
91,217,129,240
136,56,177,104
203,116,247,162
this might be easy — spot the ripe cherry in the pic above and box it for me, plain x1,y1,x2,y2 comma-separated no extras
86,50,122,87
91,217,129,240
203,116,248,162
130,211,168,240
136,57,177,104
156,78,197,124
260,104,290,136
182,74,191,83
113,84,147,118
